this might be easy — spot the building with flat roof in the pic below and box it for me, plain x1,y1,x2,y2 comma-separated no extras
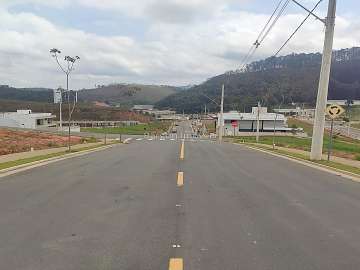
217,107,290,136
132,105,154,112
0,110,56,129
327,100,360,106
274,107,315,118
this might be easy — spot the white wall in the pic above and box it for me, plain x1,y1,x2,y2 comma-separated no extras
0,113,36,129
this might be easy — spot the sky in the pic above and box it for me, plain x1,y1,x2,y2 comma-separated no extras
0,0,359,89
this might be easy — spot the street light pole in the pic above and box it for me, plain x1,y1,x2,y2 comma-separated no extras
310,0,337,160
59,88,63,129
256,101,260,142
218,84,225,143
50,49,80,152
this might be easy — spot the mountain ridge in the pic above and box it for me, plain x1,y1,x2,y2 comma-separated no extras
155,47,360,113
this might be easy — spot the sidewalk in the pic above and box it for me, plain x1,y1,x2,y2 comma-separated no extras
0,142,104,163
252,143,360,168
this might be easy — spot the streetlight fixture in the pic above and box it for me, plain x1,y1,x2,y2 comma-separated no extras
50,48,80,152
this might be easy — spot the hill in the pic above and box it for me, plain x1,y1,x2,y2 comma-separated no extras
0,85,53,102
155,47,360,113
0,99,152,122
78,84,178,106
0,84,179,106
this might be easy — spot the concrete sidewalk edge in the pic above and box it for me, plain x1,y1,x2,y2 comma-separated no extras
0,143,121,178
235,143,360,183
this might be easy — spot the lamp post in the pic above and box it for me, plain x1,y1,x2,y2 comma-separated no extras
50,48,80,152
272,95,285,149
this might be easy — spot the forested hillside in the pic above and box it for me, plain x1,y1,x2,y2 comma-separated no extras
0,83,178,107
156,47,360,113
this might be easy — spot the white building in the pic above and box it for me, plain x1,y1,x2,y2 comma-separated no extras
218,107,290,136
0,110,56,129
274,107,315,118
327,100,360,106
132,105,154,113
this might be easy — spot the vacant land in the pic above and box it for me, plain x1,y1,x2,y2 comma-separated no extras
81,121,172,135
0,129,87,156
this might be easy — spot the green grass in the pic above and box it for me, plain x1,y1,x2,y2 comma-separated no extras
349,106,360,121
353,123,360,129
81,121,171,135
244,143,360,176
0,142,118,171
234,136,360,158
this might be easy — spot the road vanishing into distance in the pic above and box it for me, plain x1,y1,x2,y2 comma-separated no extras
1,121,360,270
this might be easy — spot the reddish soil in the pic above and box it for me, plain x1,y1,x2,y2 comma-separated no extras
0,129,83,156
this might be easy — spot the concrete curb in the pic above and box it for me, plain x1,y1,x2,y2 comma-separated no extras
0,143,121,179
235,143,360,183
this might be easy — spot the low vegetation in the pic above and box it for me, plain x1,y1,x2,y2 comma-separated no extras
0,142,117,171
232,118,360,160
243,144,360,176
81,121,172,135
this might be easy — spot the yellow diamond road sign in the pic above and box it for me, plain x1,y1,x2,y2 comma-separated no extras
326,104,345,119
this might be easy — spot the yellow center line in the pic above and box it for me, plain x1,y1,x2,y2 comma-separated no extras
169,258,183,270
177,172,184,187
180,140,185,160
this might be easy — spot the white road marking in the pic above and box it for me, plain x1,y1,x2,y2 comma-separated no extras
123,138,133,144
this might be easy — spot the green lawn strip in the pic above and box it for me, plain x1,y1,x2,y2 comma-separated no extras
242,143,360,176
0,142,118,171
234,136,360,159
353,123,360,129
288,118,359,144
81,121,171,135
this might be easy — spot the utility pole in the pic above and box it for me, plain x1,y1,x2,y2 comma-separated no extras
59,95,62,129
218,84,224,143
310,0,337,160
256,101,260,142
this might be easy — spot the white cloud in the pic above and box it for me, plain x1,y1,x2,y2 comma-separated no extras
0,1,359,89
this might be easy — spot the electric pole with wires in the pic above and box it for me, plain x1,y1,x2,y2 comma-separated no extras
310,0,337,160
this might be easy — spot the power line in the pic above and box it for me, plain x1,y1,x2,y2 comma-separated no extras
238,0,291,72
273,0,324,57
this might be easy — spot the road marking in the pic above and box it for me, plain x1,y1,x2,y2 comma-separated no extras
180,140,185,160
177,172,184,187
169,258,183,270
136,138,143,141
148,138,153,141
123,138,133,144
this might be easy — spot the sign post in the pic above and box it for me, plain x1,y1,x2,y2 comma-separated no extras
231,120,238,137
326,104,345,161
327,118,334,161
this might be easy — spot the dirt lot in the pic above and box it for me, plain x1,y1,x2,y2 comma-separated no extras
0,129,85,155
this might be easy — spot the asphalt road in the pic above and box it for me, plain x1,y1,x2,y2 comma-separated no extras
1,125,360,269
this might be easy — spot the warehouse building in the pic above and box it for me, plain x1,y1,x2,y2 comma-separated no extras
0,110,56,129
218,107,290,136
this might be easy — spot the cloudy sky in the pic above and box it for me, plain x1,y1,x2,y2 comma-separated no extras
0,0,359,89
